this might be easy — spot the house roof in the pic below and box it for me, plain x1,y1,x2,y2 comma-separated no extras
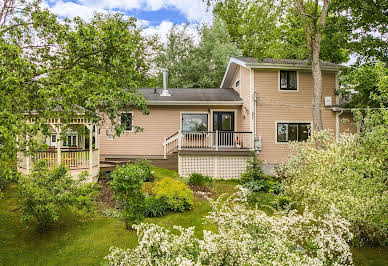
221,56,344,88
138,88,243,105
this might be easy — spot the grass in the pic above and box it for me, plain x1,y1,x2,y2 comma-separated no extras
0,168,238,265
1,167,387,265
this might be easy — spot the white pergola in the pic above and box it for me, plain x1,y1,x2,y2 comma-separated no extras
21,117,100,180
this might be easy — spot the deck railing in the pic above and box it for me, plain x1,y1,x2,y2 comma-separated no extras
163,131,253,158
18,149,99,171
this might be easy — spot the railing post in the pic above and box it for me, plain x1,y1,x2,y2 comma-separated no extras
215,130,218,151
178,131,182,150
56,127,61,166
163,137,167,159
89,124,93,173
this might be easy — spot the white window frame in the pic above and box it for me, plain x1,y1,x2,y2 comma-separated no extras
180,112,209,132
120,111,134,132
210,109,238,132
275,120,312,144
278,70,299,92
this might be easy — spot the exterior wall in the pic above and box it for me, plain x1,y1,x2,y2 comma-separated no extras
100,105,242,158
254,69,337,164
178,154,248,179
339,112,357,134
230,66,251,132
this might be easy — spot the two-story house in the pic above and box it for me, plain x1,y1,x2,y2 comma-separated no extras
99,57,356,178
18,57,356,180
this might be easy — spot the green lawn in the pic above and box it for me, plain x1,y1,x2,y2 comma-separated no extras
0,167,387,265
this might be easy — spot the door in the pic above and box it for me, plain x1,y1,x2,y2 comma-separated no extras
213,112,235,146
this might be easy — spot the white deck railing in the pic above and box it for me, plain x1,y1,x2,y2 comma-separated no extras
163,131,253,158
18,149,99,171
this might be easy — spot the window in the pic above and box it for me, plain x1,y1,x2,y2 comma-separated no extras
182,113,208,132
51,134,56,143
121,113,133,131
235,80,240,87
63,134,78,146
277,122,311,142
280,70,297,90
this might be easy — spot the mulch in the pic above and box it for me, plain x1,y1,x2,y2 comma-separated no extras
189,185,214,199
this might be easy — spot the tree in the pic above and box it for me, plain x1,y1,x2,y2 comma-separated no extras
18,161,96,230
154,20,240,88
208,0,353,132
109,163,146,229
0,1,153,185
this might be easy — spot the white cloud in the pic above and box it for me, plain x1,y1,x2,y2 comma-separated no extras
45,0,212,43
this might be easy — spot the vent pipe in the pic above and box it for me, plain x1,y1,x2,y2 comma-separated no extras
160,71,171,96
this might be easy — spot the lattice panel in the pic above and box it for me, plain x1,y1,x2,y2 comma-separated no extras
179,155,248,179
179,155,215,177
217,156,248,179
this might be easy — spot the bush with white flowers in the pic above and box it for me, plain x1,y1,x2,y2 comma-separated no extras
105,187,353,265
277,130,388,245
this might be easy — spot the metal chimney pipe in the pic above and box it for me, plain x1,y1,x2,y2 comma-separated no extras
160,71,171,96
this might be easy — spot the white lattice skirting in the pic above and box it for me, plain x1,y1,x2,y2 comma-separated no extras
178,155,249,179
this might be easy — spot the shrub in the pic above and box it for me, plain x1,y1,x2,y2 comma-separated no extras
153,177,194,212
143,196,169,217
188,173,213,187
240,153,282,194
17,161,96,230
110,163,145,229
106,187,353,265
142,182,154,196
278,130,388,245
135,159,154,182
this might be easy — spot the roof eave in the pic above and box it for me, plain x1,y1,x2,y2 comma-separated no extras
146,100,243,106
246,63,343,72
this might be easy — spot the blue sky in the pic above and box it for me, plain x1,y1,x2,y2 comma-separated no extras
45,0,212,38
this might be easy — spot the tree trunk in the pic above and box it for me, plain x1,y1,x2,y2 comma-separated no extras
311,41,323,131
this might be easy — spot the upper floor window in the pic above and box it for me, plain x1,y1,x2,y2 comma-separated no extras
280,70,297,90
182,113,208,132
235,80,240,87
121,113,133,131
277,122,310,142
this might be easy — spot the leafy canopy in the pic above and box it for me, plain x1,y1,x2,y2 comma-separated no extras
0,1,153,185
154,20,240,88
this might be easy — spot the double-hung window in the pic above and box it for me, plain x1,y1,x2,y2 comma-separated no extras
277,122,311,142
121,113,133,131
182,113,208,132
280,70,297,90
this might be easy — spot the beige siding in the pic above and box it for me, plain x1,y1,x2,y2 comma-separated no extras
230,66,251,132
100,105,242,157
254,70,337,164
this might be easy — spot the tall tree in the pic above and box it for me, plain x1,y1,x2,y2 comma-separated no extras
155,20,241,88
208,0,354,131
0,1,153,186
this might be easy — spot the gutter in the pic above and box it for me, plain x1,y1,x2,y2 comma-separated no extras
146,101,243,106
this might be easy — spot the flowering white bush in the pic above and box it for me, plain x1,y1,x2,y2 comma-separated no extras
105,187,353,265
277,130,388,245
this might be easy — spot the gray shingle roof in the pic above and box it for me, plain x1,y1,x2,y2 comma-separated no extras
234,57,342,68
138,88,242,103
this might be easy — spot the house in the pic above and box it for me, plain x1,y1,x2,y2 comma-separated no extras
17,57,356,180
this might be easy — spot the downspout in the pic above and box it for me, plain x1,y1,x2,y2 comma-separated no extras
336,110,343,141
254,91,257,149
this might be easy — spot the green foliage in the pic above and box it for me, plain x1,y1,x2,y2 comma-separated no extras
188,173,213,187
110,163,145,229
0,2,152,183
340,63,388,108
278,130,388,246
17,161,97,230
135,159,154,182
143,196,169,218
154,20,240,88
240,154,282,194
153,177,194,212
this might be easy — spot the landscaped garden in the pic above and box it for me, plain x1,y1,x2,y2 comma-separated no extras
1,150,387,265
